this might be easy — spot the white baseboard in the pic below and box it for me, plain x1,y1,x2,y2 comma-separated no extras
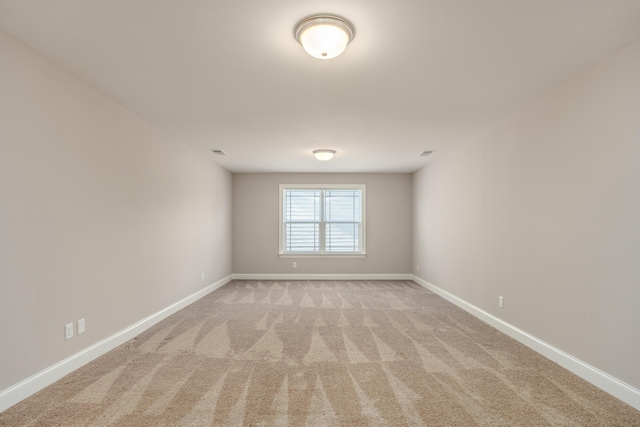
6,274,637,413
411,275,640,411
0,275,233,413
232,273,413,281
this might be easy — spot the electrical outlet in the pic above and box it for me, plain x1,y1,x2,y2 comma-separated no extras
201,273,204,281
77,318,85,334
416,264,420,271
293,262,297,268
498,296,504,308
65,323,74,340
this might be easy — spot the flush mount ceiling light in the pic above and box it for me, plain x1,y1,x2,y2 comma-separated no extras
294,14,355,59
313,149,336,161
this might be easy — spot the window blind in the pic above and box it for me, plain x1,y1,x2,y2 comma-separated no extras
282,187,363,254
325,189,361,253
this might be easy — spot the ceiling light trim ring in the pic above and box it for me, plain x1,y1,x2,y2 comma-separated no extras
294,14,355,42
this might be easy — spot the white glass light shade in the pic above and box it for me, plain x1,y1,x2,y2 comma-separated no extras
313,149,336,161
295,15,355,60
300,24,349,59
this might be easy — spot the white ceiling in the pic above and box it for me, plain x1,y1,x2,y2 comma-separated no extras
2,0,640,173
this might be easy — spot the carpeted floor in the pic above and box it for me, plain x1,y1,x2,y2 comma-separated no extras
2,280,639,426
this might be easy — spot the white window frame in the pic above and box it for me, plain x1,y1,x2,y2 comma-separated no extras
279,184,366,258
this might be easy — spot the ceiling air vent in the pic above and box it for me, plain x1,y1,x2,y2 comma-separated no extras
419,150,435,156
211,149,227,156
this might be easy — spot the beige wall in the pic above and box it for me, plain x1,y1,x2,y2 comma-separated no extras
413,39,640,390
0,30,232,391
233,173,412,275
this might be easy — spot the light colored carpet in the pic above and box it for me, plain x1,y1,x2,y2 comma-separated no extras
2,280,639,426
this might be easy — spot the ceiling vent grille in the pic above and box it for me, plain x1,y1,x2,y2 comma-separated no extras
419,150,435,156
211,149,227,156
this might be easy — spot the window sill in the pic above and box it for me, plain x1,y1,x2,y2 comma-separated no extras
279,253,366,259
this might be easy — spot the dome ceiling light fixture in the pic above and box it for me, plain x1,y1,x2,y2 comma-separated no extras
313,149,336,161
294,14,355,59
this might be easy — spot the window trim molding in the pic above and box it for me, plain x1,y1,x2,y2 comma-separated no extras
278,184,366,258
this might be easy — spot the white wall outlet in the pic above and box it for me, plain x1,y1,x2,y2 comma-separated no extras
65,323,74,340
201,273,204,281
498,296,504,308
77,318,85,334
416,264,420,271
293,261,297,268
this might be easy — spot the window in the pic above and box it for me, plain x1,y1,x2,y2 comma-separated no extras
279,184,365,257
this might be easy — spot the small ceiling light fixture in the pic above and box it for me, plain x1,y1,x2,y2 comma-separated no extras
294,14,355,59
313,149,336,161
